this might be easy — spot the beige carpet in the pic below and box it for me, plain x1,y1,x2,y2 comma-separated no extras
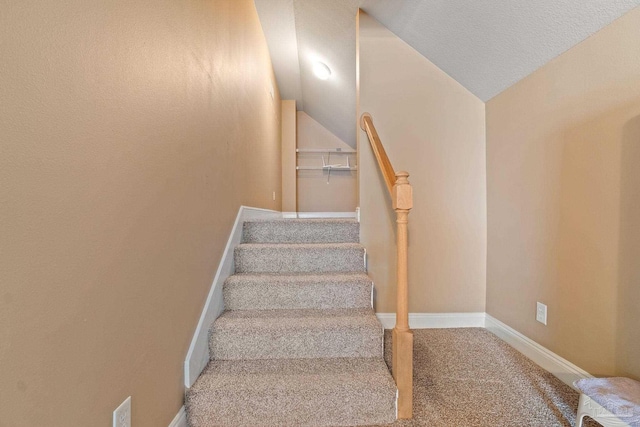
186,219,396,426
369,328,599,427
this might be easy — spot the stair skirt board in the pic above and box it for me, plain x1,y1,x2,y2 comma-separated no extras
184,206,281,388
168,406,188,427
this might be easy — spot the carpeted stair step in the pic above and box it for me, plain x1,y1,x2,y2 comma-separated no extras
185,357,397,427
242,218,359,244
223,272,373,310
234,243,365,273
209,308,383,360
187,217,396,426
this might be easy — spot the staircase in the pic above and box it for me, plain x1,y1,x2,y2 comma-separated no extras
185,218,397,427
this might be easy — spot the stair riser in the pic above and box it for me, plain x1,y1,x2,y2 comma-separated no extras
185,358,397,427
224,281,373,310
186,387,396,427
234,246,365,273
242,220,359,244
209,326,383,360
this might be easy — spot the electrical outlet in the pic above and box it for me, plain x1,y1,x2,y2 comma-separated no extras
113,396,131,427
272,191,276,201
536,302,547,325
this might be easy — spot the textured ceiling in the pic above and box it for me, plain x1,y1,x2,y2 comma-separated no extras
255,0,640,146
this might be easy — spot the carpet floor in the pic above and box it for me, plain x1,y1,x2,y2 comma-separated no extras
368,328,599,427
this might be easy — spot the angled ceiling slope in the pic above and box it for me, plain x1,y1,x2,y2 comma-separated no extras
254,0,304,110
256,0,640,146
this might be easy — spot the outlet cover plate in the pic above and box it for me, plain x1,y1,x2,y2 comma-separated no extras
536,302,547,325
113,396,131,427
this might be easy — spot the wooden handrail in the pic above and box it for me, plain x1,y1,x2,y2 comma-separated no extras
360,113,396,194
360,113,414,419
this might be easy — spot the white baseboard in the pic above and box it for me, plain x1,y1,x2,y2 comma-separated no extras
485,314,592,389
184,206,280,388
168,406,187,427
282,211,357,218
376,312,486,329
376,312,592,389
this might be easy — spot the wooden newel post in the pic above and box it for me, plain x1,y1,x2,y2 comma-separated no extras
392,171,413,419
360,113,413,419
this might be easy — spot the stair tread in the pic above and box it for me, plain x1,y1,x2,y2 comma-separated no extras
236,242,364,248
210,308,383,360
234,243,366,274
191,356,393,389
225,271,372,283
242,219,359,245
186,357,396,427
224,273,373,310
214,307,379,328
244,218,358,223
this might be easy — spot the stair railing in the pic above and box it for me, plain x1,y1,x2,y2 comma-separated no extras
360,113,413,419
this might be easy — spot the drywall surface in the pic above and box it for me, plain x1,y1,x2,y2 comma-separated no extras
486,6,640,379
357,11,487,314
282,100,297,212
0,1,281,426
254,0,303,108
297,112,357,212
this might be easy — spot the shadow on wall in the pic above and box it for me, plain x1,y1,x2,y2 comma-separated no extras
551,104,624,377
616,115,640,380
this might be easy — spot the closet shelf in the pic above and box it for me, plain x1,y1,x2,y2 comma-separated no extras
296,148,356,154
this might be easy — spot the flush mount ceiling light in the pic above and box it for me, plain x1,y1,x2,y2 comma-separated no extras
313,61,331,80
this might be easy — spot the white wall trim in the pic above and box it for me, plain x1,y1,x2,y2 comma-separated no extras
484,314,592,389
184,206,280,388
282,211,357,218
376,312,592,389
376,312,486,329
168,406,187,427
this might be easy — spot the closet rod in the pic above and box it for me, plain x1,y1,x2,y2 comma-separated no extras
296,166,358,171
296,148,356,154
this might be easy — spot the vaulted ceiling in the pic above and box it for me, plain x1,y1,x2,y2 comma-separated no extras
254,0,640,146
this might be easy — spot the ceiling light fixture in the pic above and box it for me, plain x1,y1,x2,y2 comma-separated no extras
313,61,331,80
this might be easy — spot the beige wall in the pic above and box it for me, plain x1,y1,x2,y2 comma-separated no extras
357,11,487,313
486,7,640,378
281,100,297,212
0,1,281,426
297,111,357,212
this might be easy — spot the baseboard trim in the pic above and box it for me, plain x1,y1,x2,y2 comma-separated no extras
484,314,592,389
376,312,486,329
376,312,591,389
168,406,187,427
184,206,280,388
282,211,357,218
